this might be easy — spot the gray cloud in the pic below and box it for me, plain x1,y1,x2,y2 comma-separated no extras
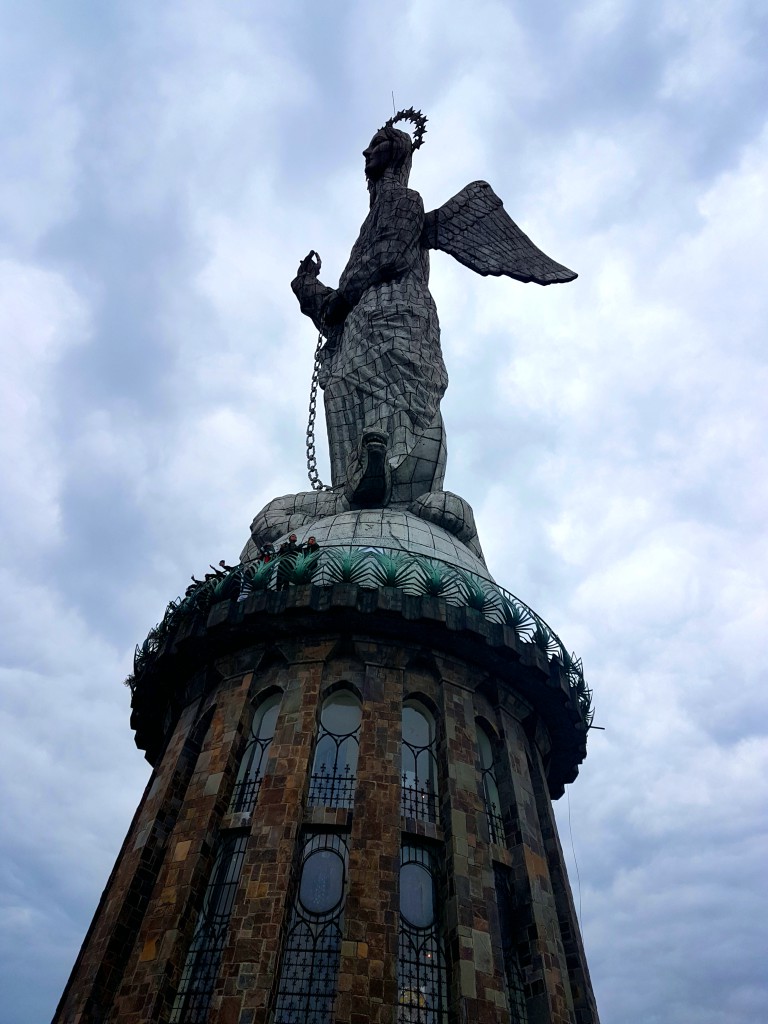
0,2,766,1022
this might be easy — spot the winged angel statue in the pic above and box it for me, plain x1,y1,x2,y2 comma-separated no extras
249,110,575,558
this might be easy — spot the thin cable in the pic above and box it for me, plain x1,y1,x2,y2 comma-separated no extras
567,788,583,936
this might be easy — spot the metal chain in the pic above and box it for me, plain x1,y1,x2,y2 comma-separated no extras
306,331,332,491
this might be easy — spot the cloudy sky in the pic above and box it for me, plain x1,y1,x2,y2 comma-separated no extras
1,1,767,1021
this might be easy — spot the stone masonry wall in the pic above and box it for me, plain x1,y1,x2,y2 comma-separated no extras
57,601,597,1024
55,698,213,1024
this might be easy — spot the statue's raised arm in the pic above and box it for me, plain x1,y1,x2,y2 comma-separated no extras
250,109,576,560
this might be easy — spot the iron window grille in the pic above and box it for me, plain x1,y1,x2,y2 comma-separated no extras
169,831,248,1023
400,774,438,823
398,844,448,1024
493,865,528,1023
308,762,357,809
273,832,349,1023
401,702,439,824
308,690,361,810
230,692,281,815
476,722,505,845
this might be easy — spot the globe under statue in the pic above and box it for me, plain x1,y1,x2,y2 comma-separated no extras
248,108,576,561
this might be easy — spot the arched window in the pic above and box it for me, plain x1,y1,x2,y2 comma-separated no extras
170,831,248,1023
476,721,504,845
230,691,281,814
398,845,447,1023
308,689,361,809
401,701,438,823
273,833,349,1023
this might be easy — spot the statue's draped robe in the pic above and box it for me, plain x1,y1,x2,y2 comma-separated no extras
295,177,448,502
267,163,575,555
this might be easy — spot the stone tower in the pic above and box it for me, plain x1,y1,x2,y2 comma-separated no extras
54,111,598,1024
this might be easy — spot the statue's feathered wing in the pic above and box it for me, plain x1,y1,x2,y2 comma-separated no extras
422,180,577,285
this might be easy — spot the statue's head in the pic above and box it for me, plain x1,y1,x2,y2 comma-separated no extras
364,108,427,188
363,127,413,184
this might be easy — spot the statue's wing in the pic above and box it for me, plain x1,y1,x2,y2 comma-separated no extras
422,180,577,285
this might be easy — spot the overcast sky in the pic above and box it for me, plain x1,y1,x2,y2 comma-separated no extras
1,2,767,1022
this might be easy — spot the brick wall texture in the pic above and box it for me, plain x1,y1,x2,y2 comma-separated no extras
55,592,598,1024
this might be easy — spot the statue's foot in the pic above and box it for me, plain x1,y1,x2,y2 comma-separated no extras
346,430,391,508
409,490,485,562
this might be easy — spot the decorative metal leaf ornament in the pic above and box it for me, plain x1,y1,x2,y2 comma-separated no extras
212,570,239,601
244,560,277,592
324,549,371,585
502,597,535,637
285,549,322,585
456,569,491,612
369,551,418,589
532,622,553,654
415,559,450,597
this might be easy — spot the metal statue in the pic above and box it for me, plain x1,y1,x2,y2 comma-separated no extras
249,110,576,557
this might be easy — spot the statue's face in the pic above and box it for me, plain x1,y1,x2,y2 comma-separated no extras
363,131,393,181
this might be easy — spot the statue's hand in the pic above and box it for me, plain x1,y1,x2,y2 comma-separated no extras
323,290,351,327
297,250,321,278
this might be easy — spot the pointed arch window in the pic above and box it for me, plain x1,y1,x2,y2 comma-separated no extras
397,845,447,1023
401,701,438,823
169,831,248,1023
308,689,361,809
476,721,504,845
230,691,281,814
273,832,349,1023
